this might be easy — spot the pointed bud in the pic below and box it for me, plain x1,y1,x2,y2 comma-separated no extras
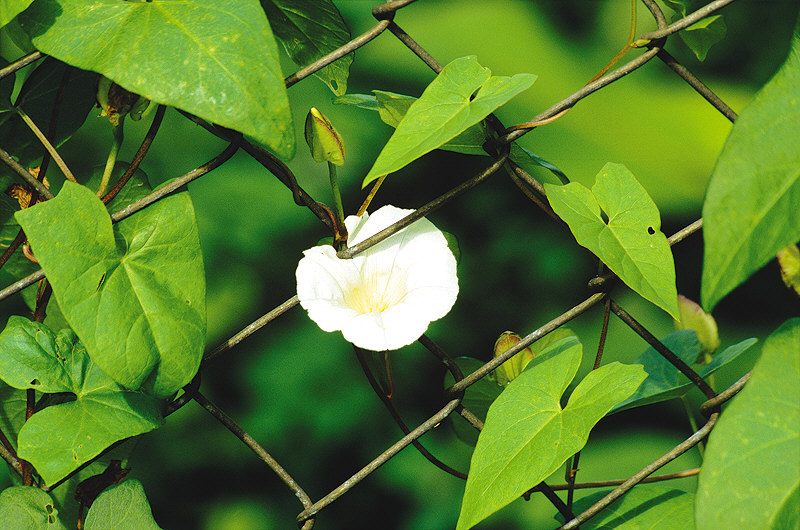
674,294,720,360
492,331,535,386
777,245,800,297
305,107,345,166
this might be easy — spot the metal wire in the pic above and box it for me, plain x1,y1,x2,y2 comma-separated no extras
0,0,757,526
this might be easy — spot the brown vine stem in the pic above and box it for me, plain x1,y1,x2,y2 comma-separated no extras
103,105,167,205
353,346,467,480
0,147,54,200
550,467,701,491
637,0,738,43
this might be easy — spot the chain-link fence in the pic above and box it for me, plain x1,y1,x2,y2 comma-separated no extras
0,0,795,528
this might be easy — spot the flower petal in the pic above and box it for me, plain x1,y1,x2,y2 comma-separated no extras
296,246,361,332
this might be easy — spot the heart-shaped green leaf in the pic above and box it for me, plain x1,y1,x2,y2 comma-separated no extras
0,318,162,486
363,56,536,185
701,23,800,311
84,480,161,530
337,89,566,183
680,15,726,62
545,163,679,318
262,0,352,95
19,0,294,159
16,181,205,398
456,337,647,530
696,318,800,529
0,486,65,529
611,330,757,413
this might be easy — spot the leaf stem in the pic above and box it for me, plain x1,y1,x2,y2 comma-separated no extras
357,174,386,216
97,120,124,197
15,107,77,183
328,162,346,231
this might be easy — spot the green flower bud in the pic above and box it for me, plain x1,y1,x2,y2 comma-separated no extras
674,294,720,360
304,107,345,166
777,245,800,297
492,331,535,386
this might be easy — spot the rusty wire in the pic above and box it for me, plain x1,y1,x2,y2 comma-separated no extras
0,0,757,527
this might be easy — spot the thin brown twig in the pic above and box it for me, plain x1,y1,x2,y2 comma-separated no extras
550,467,701,491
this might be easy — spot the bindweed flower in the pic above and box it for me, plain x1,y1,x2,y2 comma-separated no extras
296,205,458,351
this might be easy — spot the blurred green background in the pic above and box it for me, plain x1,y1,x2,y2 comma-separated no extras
2,1,799,528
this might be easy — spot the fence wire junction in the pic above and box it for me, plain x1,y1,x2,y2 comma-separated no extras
0,0,766,528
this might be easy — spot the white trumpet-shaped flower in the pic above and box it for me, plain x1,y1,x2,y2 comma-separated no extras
296,205,459,351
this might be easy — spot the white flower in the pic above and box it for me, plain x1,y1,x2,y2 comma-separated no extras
296,205,459,351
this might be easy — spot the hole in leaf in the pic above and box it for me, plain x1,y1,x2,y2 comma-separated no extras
45,504,54,514
600,210,610,224
330,79,338,92
30,379,39,386
647,226,655,235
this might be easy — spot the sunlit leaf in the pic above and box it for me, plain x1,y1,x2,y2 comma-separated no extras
0,0,33,29
545,163,679,318
558,485,694,529
696,318,800,529
363,56,536,185
261,0,352,95
19,0,294,158
0,318,162,485
456,337,646,530
16,181,205,398
0,486,65,529
84,480,162,530
701,24,800,311
611,330,756,413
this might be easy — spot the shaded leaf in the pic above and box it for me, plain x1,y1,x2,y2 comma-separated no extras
0,318,162,486
558,486,694,529
16,181,205,398
696,318,800,529
611,330,756,413
443,357,501,445
19,0,294,159
680,15,726,62
0,59,96,182
545,163,679,318
0,486,65,529
364,56,536,185
777,244,800,295
84,480,161,530
261,0,352,95
456,337,647,530
701,23,800,311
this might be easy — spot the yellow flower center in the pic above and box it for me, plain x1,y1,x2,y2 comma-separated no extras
346,268,408,314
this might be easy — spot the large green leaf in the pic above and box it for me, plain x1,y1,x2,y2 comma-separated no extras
558,485,694,529
261,0,352,95
545,163,679,318
456,337,647,530
363,56,536,185
19,0,294,159
0,318,162,486
16,181,206,398
84,480,161,530
0,486,65,529
701,23,800,311
0,1,33,29
612,330,757,413
337,89,566,183
695,318,800,529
